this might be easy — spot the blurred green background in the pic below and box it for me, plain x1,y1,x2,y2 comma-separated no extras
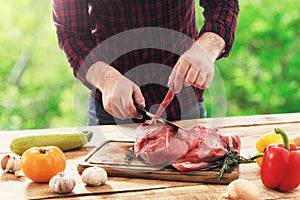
1,0,299,130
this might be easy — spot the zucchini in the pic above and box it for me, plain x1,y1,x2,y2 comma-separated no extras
10,131,93,156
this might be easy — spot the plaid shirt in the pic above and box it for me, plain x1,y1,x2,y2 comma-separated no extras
52,0,239,121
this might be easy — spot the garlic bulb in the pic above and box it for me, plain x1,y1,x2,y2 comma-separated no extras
82,166,107,186
1,154,22,173
220,179,261,200
49,172,76,194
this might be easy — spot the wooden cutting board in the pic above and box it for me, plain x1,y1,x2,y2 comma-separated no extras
77,140,239,184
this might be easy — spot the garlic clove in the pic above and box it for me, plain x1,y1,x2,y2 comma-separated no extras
1,154,22,173
49,172,76,194
81,166,107,186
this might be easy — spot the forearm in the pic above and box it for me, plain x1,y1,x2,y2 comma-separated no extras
199,0,239,58
196,32,226,62
85,61,123,91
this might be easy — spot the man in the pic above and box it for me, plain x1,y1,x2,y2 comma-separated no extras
52,0,239,125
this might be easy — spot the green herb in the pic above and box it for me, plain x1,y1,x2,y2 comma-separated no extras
200,148,253,180
124,146,135,166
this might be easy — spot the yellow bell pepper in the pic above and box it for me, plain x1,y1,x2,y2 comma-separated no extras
256,132,295,152
255,132,295,167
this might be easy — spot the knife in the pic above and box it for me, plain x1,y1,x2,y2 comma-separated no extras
135,106,183,131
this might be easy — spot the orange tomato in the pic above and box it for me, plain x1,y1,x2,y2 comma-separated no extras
21,146,66,182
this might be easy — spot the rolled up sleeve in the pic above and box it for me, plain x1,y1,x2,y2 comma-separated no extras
199,0,239,58
52,0,101,89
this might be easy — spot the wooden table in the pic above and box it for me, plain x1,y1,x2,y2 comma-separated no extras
1,113,300,199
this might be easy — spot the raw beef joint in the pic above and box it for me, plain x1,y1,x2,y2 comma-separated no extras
134,121,241,172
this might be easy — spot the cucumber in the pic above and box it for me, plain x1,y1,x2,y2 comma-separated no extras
10,131,93,156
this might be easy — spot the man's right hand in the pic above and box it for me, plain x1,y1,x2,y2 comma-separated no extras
86,62,145,120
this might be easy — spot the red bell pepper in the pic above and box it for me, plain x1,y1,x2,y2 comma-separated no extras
260,128,300,192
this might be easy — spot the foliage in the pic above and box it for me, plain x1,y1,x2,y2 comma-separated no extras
0,0,79,130
199,0,300,117
0,0,299,130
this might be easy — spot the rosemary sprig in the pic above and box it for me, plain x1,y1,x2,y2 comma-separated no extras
201,148,254,180
124,146,135,166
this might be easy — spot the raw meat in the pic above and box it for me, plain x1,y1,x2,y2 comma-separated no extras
134,88,240,172
134,121,241,172
154,89,174,117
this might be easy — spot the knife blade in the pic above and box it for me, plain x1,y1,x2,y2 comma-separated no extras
136,106,183,131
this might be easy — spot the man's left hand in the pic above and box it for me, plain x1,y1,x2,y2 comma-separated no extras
168,32,225,93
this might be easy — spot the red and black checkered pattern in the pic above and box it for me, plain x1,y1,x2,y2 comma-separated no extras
52,0,239,121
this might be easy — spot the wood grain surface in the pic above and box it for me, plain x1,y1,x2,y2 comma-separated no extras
1,112,300,199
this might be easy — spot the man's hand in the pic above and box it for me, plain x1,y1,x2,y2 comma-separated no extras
168,43,214,92
86,61,145,120
168,32,226,93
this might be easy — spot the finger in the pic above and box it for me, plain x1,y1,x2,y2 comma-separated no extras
107,95,129,120
128,102,142,119
173,59,190,93
133,86,145,108
132,87,145,119
113,104,128,119
109,96,129,119
184,64,199,86
111,78,137,119
119,91,139,120
103,98,126,119
102,96,113,114
202,72,214,89
167,61,180,90
194,71,206,89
